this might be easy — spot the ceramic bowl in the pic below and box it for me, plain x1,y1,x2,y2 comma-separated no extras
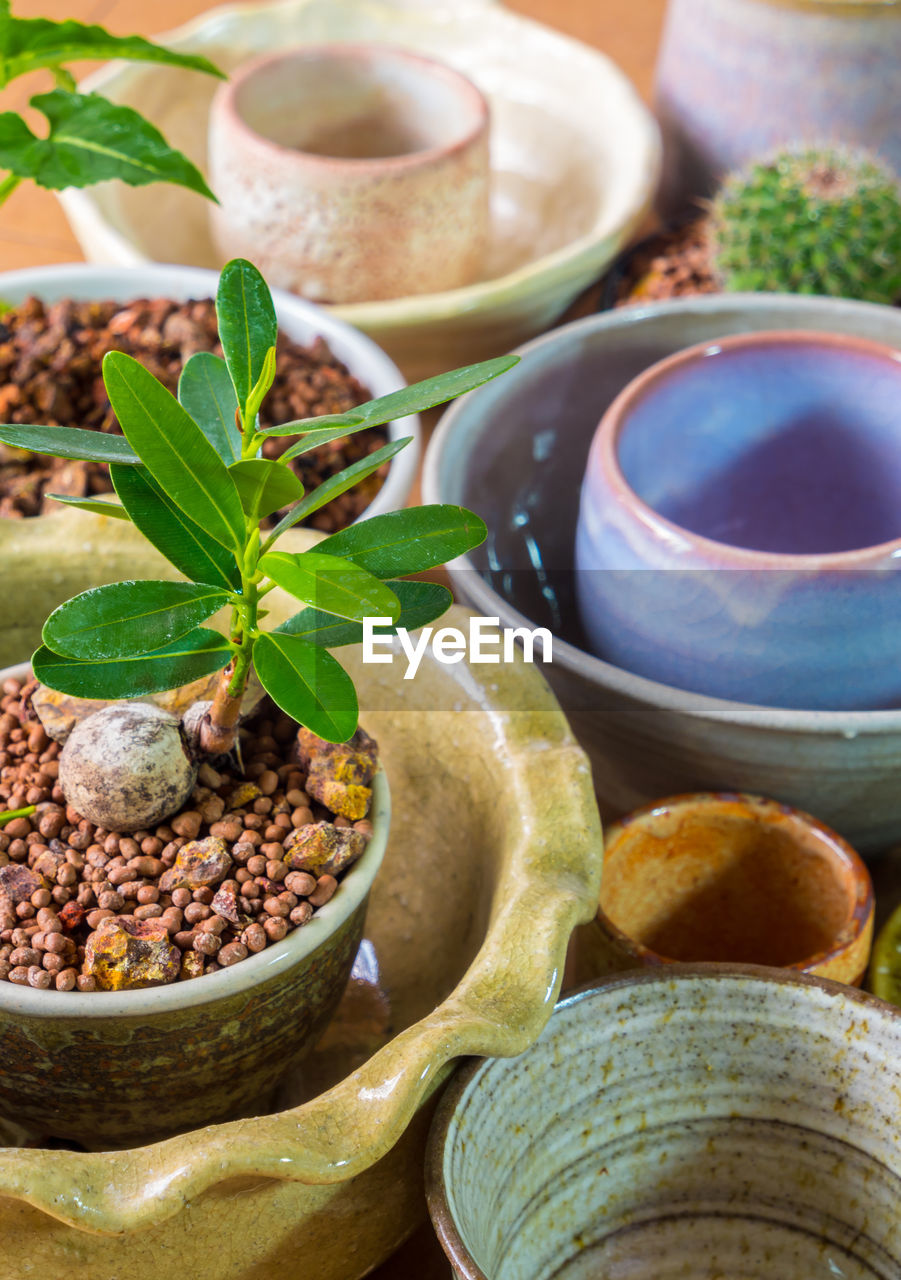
422,292,901,852
0,261,418,667
209,44,491,302
427,966,901,1279
655,0,901,216
575,329,901,710
0,578,602,1276
0,656,390,1148
575,792,874,985
57,0,660,379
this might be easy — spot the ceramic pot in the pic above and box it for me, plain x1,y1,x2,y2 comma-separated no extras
0,261,419,668
0,662,389,1148
575,329,901,710
575,792,874,985
423,294,901,850
0,603,602,1279
427,966,901,1279
209,44,491,303
56,0,660,379
655,0,901,216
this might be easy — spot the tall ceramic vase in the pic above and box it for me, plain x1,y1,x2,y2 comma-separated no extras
655,0,901,216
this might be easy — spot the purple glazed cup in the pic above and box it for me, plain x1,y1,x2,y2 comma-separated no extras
574,329,901,711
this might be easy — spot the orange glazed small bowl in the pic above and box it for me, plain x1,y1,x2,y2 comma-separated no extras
576,791,874,987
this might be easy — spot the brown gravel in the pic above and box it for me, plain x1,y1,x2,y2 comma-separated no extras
611,217,720,306
0,674,377,991
0,295,389,529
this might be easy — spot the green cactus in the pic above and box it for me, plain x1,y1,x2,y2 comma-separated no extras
709,147,901,305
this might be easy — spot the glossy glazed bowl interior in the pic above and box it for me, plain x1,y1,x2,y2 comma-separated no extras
422,293,901,851
578,791,873,985
58,0,660,378
574,329,901,709
428,966,901,1280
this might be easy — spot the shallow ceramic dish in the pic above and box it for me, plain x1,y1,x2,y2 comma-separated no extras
0,261,418,665
427,965,901,1279
57,0,660,378
575,791,874,985
423,292,901,852
0,554,602,1280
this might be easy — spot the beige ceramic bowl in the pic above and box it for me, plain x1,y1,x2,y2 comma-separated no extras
428,966,901,1279
574,792,874,988
0,531,602,1280
58,0,660,378
209,44,491,302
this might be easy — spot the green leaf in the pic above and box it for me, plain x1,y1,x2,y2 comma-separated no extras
0,422,138,463
245,345,277,426
259,549,400,622
43,580,230,661
216,259,278,411
263,437,412,548
0,91,215,199
103,350,246,554
308,356,522,433
276,579,452,646
32,628,231,700
178,352,241,464
45,493,130,520
110,464,241,592
279,417,380,462
317,505,487,578
228,458,304,522
0,18,224,84
260,411,365,441
253,632,358,743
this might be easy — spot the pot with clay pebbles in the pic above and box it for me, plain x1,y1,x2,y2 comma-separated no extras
0,258,515,1148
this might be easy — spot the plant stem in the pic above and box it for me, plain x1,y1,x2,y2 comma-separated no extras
199,520,262,757
0,174,22,209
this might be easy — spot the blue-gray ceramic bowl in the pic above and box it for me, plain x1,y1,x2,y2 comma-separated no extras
422,294,901,851
426,966,901,1279
575,329,901,711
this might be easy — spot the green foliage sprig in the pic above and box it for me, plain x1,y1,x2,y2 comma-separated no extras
0,0,222,207
0,259,514,747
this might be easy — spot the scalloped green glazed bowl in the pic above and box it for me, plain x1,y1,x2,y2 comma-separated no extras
0,528,602,1279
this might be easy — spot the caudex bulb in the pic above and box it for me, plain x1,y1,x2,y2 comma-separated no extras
58,702,197,833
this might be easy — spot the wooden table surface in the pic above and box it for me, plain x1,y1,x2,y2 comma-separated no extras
0,0,666,1273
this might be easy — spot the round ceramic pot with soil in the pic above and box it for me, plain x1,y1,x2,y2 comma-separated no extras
0,660,389,1149
0,262,420,668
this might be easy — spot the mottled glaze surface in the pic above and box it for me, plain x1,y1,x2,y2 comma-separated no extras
0,528,602,1278
422,293,901,851
428,967,901,1279
209,45,490,303
574,792,873,986
656,0,901,215
57,0,659,378
575,330,901,710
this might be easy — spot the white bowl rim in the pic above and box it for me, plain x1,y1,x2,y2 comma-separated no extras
60,0,662,325
0,661,389,1018
0,260,420,519
423,289,901,734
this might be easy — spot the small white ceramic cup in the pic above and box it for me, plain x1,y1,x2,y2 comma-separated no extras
208,43,491,303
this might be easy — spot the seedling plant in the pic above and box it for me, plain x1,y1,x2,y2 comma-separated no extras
0,258,513,755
